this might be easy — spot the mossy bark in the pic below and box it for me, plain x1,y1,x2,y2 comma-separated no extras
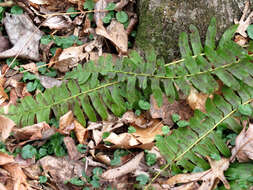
135,0,252,62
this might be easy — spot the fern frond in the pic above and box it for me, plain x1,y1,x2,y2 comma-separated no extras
1,18,252,133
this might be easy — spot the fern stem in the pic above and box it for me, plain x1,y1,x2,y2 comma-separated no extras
145,98,253,189
108,61,236,79
164,53,205,67
10,81,120,117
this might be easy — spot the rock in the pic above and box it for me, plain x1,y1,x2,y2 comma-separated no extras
135,0,251,62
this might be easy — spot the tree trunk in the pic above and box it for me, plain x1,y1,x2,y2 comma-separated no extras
135,0,251,62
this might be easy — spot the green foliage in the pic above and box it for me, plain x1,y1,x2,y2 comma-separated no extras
116,11,128,23
83,0,95,11
77,144,87,153
40,35,82,49
67,7,77,18
6,58,20,69
21,144,37,159
39,176,48,184
247,25,253,40
10,5,23,14
136,174,149,185
145,152,157,166
106,2,116,11
111,149,128,166
1,18,253,175
69,177,85,186
0,6,5,21
138,100,150,110
128,126,136,133
162,126,170,134
218,163,253,190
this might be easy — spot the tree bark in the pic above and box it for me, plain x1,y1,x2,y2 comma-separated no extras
135,0,252,62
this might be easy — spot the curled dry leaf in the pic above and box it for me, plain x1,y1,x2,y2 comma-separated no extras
58,111,75,135
163,157,230,190
150,94,193,126
132,120,164,144
3,163,29,190
20,63,38,74
13,122,53,141
102,152,144,180
231,122,253,162
234,1,253,37
54,44,88,72
0,13,43,61
96,20,128,54
187,88,209,113
104,132,140,148
74,120,88,144
0,152,14,165
0,115,15,142
121,111,148,128
42,15,72,30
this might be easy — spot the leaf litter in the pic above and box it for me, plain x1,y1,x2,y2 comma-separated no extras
0,0,252,189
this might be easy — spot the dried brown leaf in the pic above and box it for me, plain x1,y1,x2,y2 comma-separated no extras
39,156,85,190
163,157,230,190
150,94,193,126
102,152,144,180
74,120,88,144
231,122,253,162
187,88,209,112
0,14,43,61
104,132,140,148
64,136,82,160
0,115,15,141
0,152,14,165
13,122,52,141
58,111,75,135
96,20,128,54
42,15,72,30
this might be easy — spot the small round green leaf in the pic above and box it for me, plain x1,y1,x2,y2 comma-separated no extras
10,5,23,14
116,11,128,23
106,2,116,11
247,25,253,40
162,126,170,134
138,100,150,110
177,120,189,128
39,176,48,184
21,144,37,159
128,126,136,134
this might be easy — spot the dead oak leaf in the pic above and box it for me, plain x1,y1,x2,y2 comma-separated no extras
0,152,14,165
0,115,15,142
58,111,75,135
231,121,253,162
104,132,140,148
13,122,53,141
102,152,144,180
96,19,128,54
42,15,72,30
0,13,43,61
163,157,230,190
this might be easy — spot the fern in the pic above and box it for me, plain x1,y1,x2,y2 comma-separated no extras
0,17,252,155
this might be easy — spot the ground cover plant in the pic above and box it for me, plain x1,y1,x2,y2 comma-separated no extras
0,0,252,190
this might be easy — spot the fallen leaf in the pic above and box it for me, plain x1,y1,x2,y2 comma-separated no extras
39,156,85,190
115,0,129,11
234,1,253,38
96,19,128,54
55,44,88,72
150,94,193,126
231,121,253,162
102,152,144,180
0,13,43,61
0,152,14,165
58,111,75,135
163,157,230,190
20,63,38,74
3,163,29,190
74,120,88,144
38,75,62,89
104,132,140,148
132,120,164,144
121,111,148,128
13,122,53,141
187,88,209,112
42,15,72,30
0,115,15,141
64,136,82,160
